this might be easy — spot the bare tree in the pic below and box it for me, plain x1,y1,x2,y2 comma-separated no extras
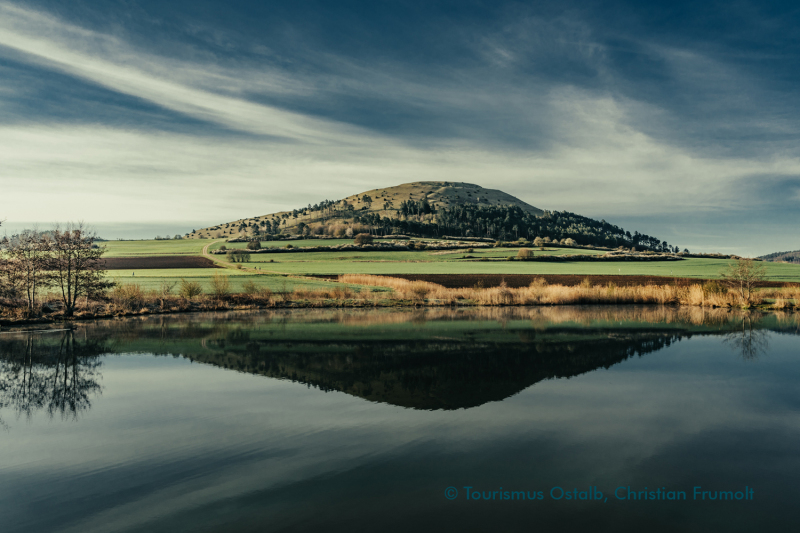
721,258,767,306
49,223,114,317
2,230,51,315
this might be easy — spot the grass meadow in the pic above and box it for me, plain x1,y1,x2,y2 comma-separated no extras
102,239,214,257
99,239,800,290
104,268,373,293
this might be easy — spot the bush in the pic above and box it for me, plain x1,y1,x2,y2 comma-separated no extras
354,233,373,245
210,273,230,298
246,241,261,250
226,250,251,263
242,280,271,299
159,281,177,296
219,245,227,251
703,280,727,295
285,244,294,249
517,248,533,259
112,284,145,310
178,279,203,298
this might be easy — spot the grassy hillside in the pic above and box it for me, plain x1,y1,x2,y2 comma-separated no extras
185,181,542,240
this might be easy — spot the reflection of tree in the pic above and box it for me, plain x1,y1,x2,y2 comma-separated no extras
0,330,104,423
724,317,770,360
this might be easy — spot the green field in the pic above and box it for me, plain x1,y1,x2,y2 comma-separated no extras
100,239,800,289
243,256,799,280
102,239,214,257
219,246,605,264
105,269,376,293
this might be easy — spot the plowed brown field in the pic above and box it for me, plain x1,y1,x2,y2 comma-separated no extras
101,256,221,270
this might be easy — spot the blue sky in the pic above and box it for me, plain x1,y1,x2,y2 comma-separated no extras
1,0,799,254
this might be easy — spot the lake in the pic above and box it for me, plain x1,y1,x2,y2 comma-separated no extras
1,307,798,532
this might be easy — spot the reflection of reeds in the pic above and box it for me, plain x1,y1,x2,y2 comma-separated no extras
62,305,771,334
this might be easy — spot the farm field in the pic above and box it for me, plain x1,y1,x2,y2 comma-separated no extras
102,239,214,257
246,256,800,282
100,239,800,288
210,238,389,250
222,246,605,264
104,269,375,293
102,256,219,269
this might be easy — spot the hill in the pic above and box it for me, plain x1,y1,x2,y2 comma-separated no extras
759,250,800,264
187,182,541,239
186,181,677,252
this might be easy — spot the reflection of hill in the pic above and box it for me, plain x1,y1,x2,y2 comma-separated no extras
182,331,679,409
1,307,793,412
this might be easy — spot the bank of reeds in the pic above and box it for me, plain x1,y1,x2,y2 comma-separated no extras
337,274,799,309
2,277,798,325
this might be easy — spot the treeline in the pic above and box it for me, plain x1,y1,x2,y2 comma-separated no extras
224,195,678,252
0,224,112,317
354,204,678,252
759,250,800,264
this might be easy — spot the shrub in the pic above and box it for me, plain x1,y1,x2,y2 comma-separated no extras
703,280,727,295
226,250,251,262
242,280,272,299
246,241,261,250
285,244,294,249
408,281,431,301
354,233,373,245
242,280,259,295
219,245,227,251
517,248,533,259
159,281,177,296
210,273,230,298
178,279,203,298
112,284,145,310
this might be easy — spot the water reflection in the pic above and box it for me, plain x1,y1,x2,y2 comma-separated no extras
724,317,771,360
1,308,799,533
0,330,105,424
0,307,793,414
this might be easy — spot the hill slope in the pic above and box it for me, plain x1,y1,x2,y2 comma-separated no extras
185,181,675,252
187,181,542,239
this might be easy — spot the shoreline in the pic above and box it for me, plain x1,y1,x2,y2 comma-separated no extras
3,275,798,328
2,296,796,328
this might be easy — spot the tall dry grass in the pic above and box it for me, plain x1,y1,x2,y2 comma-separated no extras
338,274,777,308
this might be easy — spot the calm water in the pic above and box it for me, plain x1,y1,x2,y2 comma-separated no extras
1,307,799,532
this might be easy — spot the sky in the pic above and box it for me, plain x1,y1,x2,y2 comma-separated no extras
1,0,799,254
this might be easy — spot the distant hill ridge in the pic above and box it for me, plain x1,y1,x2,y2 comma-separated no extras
186,181,678,252
759,250,800,264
